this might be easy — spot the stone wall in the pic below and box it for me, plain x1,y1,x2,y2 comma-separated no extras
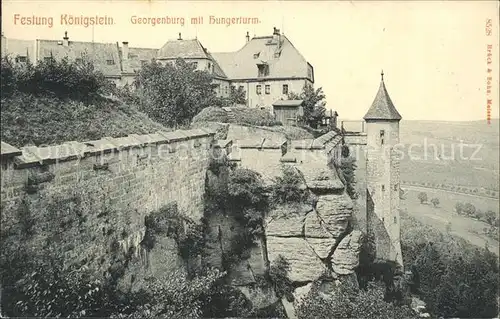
1,129,215,287
1,129,214,220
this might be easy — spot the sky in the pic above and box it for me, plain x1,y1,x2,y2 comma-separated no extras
2,0,499,121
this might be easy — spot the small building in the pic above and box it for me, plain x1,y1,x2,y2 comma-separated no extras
319,109,339,130
272,99,304,126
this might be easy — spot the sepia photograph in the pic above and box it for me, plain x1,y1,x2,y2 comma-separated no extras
0,1,499,318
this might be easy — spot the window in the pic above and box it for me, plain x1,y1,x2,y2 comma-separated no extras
394,184,398,191
231,85,236,93
274,52,281,58
265,85,270,94
190,61,198,68
282,84,289,95
208,62,211,71
381,185,385,192
380,130,385,145
106,59,115,65
256,85,262,95
394,216,397,224
238,85,244,91
17,56,27,63
224,86,228,95
257,64,269,77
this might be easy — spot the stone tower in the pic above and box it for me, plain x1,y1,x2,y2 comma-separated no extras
364,71,403,268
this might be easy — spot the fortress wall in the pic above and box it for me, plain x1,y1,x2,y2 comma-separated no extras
1,129,215,269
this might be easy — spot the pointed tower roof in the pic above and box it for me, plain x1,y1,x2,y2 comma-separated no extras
363,71,402,121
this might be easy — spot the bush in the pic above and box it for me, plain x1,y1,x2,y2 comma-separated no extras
296,280,417,319
1,55,110,101
142,202,205,261
269,166,308,205
192,106,281,127
418,192,428,204
269,255,294,301
337,154,358,200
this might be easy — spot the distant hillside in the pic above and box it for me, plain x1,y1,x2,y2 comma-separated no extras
1,92,168,147
399,120,499,192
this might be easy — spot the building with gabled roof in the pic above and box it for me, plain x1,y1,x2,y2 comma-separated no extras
212,28,314,109
1,27,315,110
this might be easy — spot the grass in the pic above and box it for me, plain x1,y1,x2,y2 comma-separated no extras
401,188,499,255
1,92,168,147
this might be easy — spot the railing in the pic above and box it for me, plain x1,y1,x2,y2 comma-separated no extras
340,120,365,133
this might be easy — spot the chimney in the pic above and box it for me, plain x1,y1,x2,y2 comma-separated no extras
246,31,250,42
178,32,182,40
122,41,129,60
63,31,69,46
273,27,281,47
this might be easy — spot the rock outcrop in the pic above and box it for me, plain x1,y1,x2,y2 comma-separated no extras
264,166,363,315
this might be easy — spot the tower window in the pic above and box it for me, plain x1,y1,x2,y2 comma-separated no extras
381,185,385,192
380,130,385,145
394,216,397,224
282,84,288,94
265,85,270,94
256,85,262,95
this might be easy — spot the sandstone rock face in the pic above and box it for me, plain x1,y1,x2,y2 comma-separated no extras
264,165,363,319
331,230,363,275
265,173,358,285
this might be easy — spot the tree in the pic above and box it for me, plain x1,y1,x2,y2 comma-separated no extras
134,58,218,127
418,192,428,204
484,210,497,226
454,202,464,215
462,203,476,217
430,198,440,207
287,83,326,128
229,85,247,105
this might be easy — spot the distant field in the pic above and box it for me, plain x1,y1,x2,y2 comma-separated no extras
401,188,499,255
399,120,500,192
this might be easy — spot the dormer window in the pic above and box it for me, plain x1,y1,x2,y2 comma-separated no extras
257,64,269,77
274,52,281,58
106,59,115,65
253,52,260,59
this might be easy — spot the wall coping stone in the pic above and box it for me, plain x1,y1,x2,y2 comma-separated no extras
1,141,22,158
4,128,215,169
262,138,287,149
214,139,233,149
